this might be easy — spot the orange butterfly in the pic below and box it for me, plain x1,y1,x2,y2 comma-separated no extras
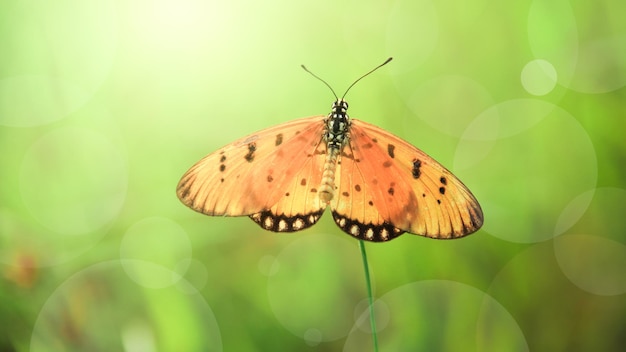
177,58,483,242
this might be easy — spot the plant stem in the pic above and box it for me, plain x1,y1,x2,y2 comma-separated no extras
359,240,379,352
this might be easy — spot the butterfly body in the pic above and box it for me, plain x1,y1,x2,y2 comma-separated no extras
319,99,351,203
177,98,483,242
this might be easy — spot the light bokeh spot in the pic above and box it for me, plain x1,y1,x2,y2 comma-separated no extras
553,189,596,236
554,188,626,295
258,254,280,277
30,261,222,351
304,328,323,347
267,234,364,342
121,320,157,352
0,0,117,127
120,217,192,288
454,101,597,243
174,258,209,294
453,99,557,172
555,234,626,296
459,99,556,141
343,280,528,351
521,60,557,96
19,127,127,236
407,76,494,137
0,76,91,127
353,299,390,333
528,1,626,93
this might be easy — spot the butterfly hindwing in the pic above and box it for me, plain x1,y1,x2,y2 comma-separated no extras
330,119,483,241
249,136,328,232
177,116,328,229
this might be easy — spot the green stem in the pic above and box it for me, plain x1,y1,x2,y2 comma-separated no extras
359,240,379,352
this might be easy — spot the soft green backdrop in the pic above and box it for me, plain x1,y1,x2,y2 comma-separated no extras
1,0,625,351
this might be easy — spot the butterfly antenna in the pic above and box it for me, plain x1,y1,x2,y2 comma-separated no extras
301,64,339,100
341,57,393,100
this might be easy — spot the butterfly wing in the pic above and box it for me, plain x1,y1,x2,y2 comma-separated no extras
249,134,329,232
331,119,483,241
177,115,329,231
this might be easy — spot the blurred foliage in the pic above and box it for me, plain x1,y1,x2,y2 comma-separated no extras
1,0,625,351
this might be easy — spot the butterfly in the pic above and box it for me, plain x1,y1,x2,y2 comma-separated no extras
176,58,483,242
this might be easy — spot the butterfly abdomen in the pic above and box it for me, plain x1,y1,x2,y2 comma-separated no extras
319,147,340,203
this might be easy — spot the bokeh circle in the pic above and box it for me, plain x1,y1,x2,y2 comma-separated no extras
453,100,597,243
521,59,558,96
344,280,528,351
19,127,127,237
0,0,117,127
120,217,193,289
30,260,222,351
267,233,366,343
554,188,626,296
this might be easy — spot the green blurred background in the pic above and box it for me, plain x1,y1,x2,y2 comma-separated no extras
1,0,625,351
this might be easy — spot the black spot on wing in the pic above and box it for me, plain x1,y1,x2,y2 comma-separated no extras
331,211,404,242
249,209,324,232
245,142,257,162
412,158,422,179
219,153,227,172
275,133,283,146
387,144,395,158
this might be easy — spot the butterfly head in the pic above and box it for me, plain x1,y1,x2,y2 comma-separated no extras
332,99,349,114
329,99,350,126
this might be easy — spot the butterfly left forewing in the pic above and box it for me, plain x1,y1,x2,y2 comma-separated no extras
331,119,483,241
177,116,327,220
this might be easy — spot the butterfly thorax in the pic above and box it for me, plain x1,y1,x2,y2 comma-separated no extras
319,99,350,203
325,99,350,149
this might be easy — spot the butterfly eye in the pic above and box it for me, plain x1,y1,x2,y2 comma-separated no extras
342,101,349,110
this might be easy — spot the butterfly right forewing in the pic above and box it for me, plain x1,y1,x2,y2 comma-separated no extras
330,118,483,241
177,116,327,217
